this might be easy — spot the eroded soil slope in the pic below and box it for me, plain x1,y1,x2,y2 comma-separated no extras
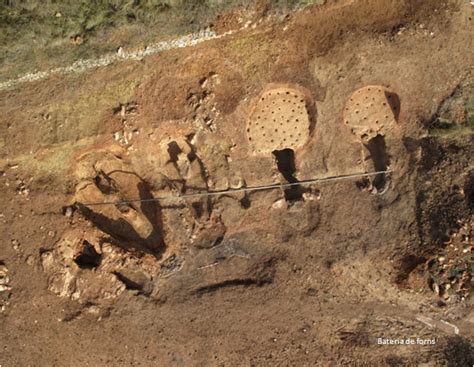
0,0,473,365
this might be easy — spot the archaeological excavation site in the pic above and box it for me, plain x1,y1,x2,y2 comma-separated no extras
0,0,473,365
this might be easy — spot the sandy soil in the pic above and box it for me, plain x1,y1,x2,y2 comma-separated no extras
0,0,473,365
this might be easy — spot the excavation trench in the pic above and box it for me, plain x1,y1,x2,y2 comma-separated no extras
273,149,304,201
364,135,390,192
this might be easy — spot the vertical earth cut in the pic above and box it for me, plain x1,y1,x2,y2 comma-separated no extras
247,85,315,200
344,85,400,192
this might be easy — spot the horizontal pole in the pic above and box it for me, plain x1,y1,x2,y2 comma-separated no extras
77,170,391,207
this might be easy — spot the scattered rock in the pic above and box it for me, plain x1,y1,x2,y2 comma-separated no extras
0,262,11,313
114,269,153,295
272,198,287,210
11,239,20,251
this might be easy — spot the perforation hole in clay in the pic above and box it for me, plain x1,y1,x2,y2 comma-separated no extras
343,85,400,142
247,87,313,154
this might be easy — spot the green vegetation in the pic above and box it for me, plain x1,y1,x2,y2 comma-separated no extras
0,0,326,82
1,0,227,46
428,125,473,138
428,82,474,138
0,0,225,81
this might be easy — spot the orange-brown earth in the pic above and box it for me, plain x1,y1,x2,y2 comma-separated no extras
0,0,473,365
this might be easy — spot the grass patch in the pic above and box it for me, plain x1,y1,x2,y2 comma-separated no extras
429,125,474,138
0,0,327,82
428,81,473,138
